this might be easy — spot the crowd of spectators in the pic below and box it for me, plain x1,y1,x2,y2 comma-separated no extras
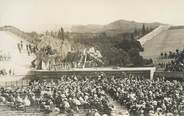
0,73,184,115
0,75,113,116
158,60,184,72
104,75,184,116
157,49,184,72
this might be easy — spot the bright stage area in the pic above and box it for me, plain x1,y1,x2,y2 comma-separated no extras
0,31,35,81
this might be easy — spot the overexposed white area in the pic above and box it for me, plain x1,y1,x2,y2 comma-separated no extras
138,25,170,46
0,31,35,81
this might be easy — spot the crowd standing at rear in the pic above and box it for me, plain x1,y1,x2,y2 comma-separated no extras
157,49,184,72
17,41,38,55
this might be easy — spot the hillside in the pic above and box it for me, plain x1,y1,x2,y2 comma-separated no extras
0,31,35,80
141,28,184,59
70,20,161,34
0,19,160,67
0,26,40,44
0,19,161,41
71,24,102,33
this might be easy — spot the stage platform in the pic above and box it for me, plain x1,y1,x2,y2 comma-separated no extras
31,67,156,80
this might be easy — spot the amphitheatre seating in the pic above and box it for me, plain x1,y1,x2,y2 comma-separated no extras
0,104,43,116
0,111,43,116
0,104,11,111
3,71,184,115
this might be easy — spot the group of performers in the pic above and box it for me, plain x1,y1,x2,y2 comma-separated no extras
0,68,15,76
17,41,38,56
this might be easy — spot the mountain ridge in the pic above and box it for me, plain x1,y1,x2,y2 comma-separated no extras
70,19,162,33
0,19,163,34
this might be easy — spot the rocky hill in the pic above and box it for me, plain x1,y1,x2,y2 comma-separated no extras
0,26,40,44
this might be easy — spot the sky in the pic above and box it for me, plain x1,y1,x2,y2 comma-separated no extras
0,0,184,32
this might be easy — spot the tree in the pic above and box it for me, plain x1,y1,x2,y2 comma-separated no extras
164,52,168,58
115,39,143,52
146,27,150,34
142,24,146,35
134,28,138,35
128,48,144,66
108,47,130,66
58,27,64,40
169,51,172,58
130,33,134,40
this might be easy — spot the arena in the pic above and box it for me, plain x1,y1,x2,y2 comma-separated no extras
0,26,183,116
1,1,184,115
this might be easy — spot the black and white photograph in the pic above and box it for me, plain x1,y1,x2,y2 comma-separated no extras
0,0,184,115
